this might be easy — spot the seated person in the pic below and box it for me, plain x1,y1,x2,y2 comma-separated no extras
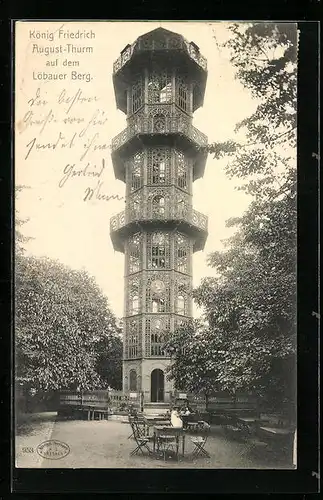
170,407,183,428
179,401,194,429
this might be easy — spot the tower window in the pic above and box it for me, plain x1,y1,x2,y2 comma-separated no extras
126,318,141,359
176,283,188,315
176,76,189,112
128,233,141,273
153,160,165,184
148,72,172,104
148,232,169,269
131,295,139,315
177,295,185,315
177,234,189,273
146,277,169,314
148,148,171,185
176,150,188,190
145,317,170,357
152,195,165,217
130,152,143,192
131,79,143,113
177,198,186,217
130,194,140,219
152,297,165,313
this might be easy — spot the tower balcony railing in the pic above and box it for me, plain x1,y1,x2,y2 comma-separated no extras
110,204,208,234
113,37,207,75
111,115,208,153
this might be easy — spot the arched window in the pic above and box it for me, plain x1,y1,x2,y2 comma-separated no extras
151,368,164,402
129,370,137,391
152,195,165,217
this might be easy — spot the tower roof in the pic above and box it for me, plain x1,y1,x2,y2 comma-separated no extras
113,26,207,113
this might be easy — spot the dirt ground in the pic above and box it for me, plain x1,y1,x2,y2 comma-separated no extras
15,412,294,469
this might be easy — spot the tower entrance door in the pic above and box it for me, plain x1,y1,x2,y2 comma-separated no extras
151,369,164,402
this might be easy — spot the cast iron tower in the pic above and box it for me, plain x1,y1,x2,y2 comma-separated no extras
110,27,208,407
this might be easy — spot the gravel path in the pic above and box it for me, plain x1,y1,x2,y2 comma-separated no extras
15,413,294,469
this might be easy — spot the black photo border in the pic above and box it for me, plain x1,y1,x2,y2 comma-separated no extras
0,4,320,496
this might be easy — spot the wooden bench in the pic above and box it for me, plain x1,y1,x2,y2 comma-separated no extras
256,425,295,461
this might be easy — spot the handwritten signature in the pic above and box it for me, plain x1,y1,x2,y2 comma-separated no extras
83,180,124,202
59,159,106,188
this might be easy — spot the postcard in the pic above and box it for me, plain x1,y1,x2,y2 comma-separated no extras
14,20,298,470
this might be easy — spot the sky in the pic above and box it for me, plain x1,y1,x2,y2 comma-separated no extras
15,21,257,318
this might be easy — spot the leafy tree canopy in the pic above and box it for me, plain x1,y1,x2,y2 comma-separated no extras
166,22,297,412
15,255,122,392
207,22,297,200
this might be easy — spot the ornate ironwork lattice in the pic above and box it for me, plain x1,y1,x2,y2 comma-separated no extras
125,317,142,358
148,105,173,117
127,232,142,274
175,149,189,191
147,189,169,218
175,232,191,274
145,272,171,314
128,192,141,220
131,78,143,114
127,276,141,316
147,231,170,269
147,148,171,185
176,75,189,113
145,316,171,356
127,151,144,192
148,71,172,104
174,274,191,316
176,193,189,219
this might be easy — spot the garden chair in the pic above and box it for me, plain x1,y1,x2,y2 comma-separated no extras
129,421,153,456
128,416,145,439
191,427,210,458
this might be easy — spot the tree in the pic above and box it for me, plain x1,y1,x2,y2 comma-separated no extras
208,22,297,200
15,255,122,392
167,22,297,415
193,187,297,408
164,320,220,398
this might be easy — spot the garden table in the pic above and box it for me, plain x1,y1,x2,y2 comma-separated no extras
153,425,186,457
143,416,170,435
259,426,293,435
